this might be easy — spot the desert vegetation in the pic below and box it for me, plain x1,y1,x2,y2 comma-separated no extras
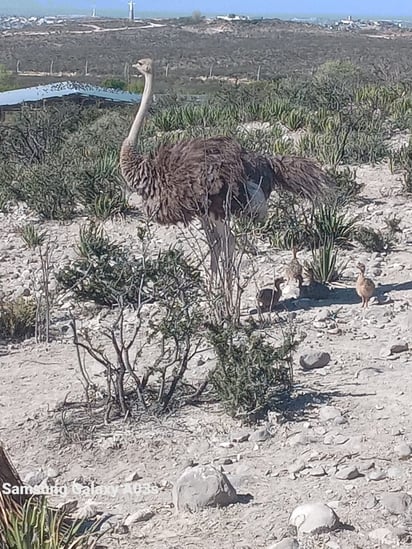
0,21,412,549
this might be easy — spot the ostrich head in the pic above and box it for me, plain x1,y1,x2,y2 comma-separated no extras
132,58,154,76
357,262,366,273
123,58,154,145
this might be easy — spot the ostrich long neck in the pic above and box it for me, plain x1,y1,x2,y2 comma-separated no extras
126,71,153,144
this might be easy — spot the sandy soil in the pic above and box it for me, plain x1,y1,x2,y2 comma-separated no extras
0,162,411,548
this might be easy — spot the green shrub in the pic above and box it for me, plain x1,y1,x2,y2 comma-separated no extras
75,152,128,220
355,226,397,253
56,224,148,306
0,298,36,341
102,78,127,90
208,324,295,422
326,166,362,204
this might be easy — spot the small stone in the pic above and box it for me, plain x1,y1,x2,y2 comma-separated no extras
125,472,143,482
173,464,238,512
380,492,411,515
364,494,378,509
394,442,411,460
366,469,386,481
288,460,306,475
250,427,271,442
300,352,331,370
123,509,155,526
219,442,234,448
267,538,299,549
390,342,409,354
319,406,342,422
309,466,326,477
23,470,46,486
335,466,362,480
230,430,250,443
368,527,399,545
387,466,403,479
289,502,339,535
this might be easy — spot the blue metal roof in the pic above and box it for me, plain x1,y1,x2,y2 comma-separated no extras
0,82,142,108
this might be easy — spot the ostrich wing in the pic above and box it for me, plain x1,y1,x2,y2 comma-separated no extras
240,152,334,202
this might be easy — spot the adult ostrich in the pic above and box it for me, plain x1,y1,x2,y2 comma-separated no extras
120,58,333,279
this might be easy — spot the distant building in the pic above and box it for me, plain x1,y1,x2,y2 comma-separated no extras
216,14,249,22
0,81,142,118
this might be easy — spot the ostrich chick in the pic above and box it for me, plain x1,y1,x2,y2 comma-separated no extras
356,262,375,308
285,246,303,283
257,277,285,313
297,270,331,300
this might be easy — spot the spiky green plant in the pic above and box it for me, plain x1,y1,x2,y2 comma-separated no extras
19,224,47,249
306,201,358,248
0,496,103,549
309,238,340,283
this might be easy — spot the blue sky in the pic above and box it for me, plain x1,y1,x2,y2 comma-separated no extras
1,0,411,17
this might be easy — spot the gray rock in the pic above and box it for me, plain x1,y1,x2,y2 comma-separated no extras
123,509,155,526
309,466,326,477
387,466,403,479
366,469,386,481
125,471,143,482
394,442,411,460
267,538,299,549
319,406,342,422
368,527,399,545
289,503,339,535
173,464,238,512
364,494,378,509
335,466,362,480
230,430,250,443
381,492,411,515
250,427,271,442
23,470,46,486
288,460,306,475
390,342,409,354
300,352,331,370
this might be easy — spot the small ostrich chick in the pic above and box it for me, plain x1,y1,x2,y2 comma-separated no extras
356,262,375,308
285,246,303,283
257,277,285,312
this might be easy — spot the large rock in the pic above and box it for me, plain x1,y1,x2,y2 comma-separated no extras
289,503,339,535
381,492,411,515
173,464,238,512
299,352,330,370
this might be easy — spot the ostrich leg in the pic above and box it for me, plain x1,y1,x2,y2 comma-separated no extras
200,218,222,285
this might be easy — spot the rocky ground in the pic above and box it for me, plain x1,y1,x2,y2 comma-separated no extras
0,162,411,548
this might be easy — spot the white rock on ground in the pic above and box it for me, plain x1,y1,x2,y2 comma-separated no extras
123,508,155,526
173,464,238,512
289,502,339,535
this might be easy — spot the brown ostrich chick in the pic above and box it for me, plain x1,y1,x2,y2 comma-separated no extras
356,262,375,308
285,246,303,283
257,277,285,312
